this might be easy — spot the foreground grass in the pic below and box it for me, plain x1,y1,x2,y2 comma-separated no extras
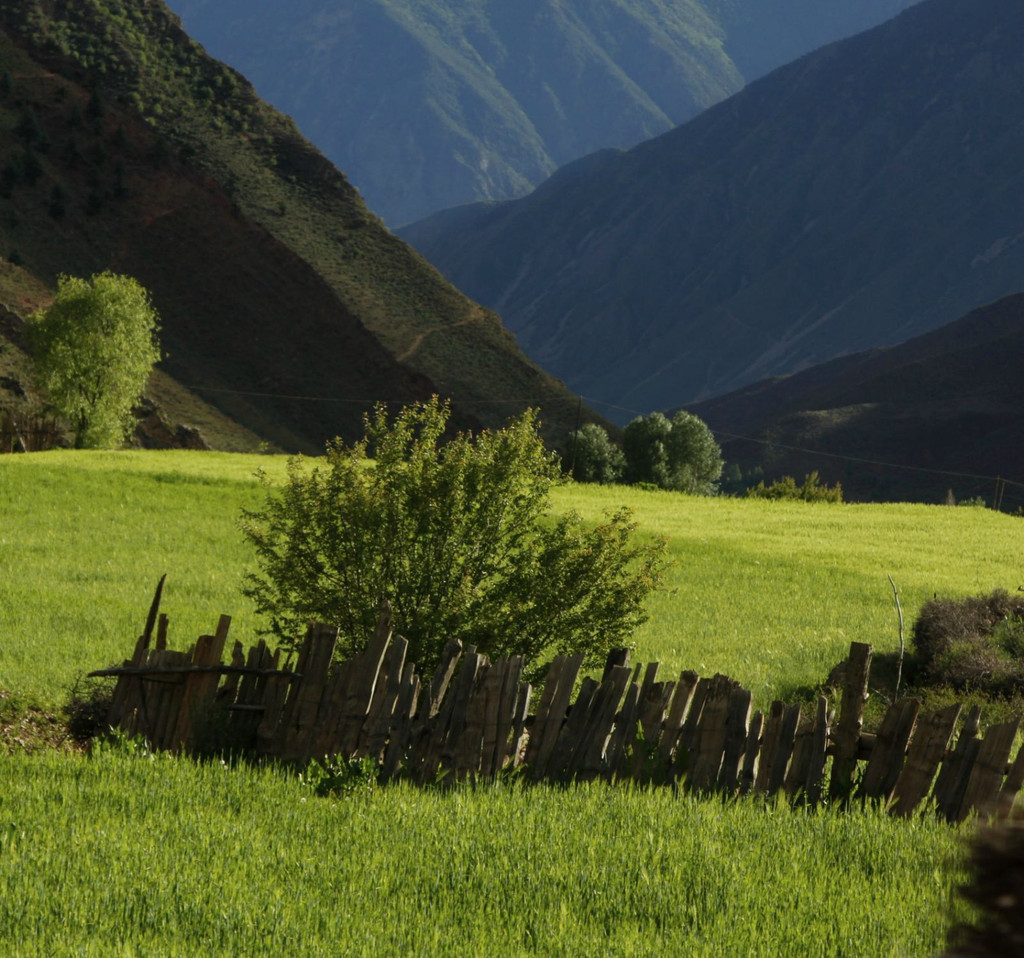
0,747,970,956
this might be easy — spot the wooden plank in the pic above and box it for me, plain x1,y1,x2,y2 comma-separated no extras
522,656,567,769
454,658,495,779
357,634,410,760
719,687,753,793
218,641,246,702
527,654,584,779
956,718,1020,823
767,704,802,796
574,666,631,781
934,706,982,823
381,665,421,782
608,663,656,778
889,703,961,818
169,623,229,753
335,610,394,756
508,682,532,771
784,713,815,800
487,656,525,776
804,697,830,807
629,681,674,781
754,701,785,793
604,677,641,778
657,671,699,767
689,675,737,793
739,710,764,795
674,678,710,780
405,641,463,778
427,651,486,782
995,743,1024,820
156,612,168,651
271,623,338,763
828,642,873,801
546,677,600,781
859,698,920,803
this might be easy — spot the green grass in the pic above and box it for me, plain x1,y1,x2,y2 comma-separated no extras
2,451,1022,710
0,450,1010,953
0,745,970,956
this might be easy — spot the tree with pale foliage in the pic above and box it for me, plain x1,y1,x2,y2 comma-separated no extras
28,271,161,449
241,398,666,677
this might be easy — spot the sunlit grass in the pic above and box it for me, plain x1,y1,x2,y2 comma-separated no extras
0,747,970,956
2,451,1021,710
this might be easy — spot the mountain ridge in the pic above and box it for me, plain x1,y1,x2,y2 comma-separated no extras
402,0,1024,420
166,0,921,226
0,0,595,450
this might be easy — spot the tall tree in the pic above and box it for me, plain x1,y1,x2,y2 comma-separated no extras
28,272,162,448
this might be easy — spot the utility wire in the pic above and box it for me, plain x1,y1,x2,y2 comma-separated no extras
181,383,1022,490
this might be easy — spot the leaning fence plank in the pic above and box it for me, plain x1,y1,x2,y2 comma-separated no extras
455,659,495,779
890,703,962,818
829,642,873,801
784,713,815,799
803,697,830,807
272,624,338,763
576,666,632,780
934,706,983,823
739,710,764,795
527,654,584,779
605,677,642,778
658,671,699,766
719,687,753,793
995,743,1024,820
755,701,786,793
956,718,1020,823
859,698,920,803
546,677,600,780
381,665,421,781
767,704,802,797
689,675,736,792
509,682,532,769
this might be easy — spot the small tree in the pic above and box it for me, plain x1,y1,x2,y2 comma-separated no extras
28,271,162,448
623,411,722,493
568,423,625,484
241,398,666,676
664,410,723,494
623,412,672,486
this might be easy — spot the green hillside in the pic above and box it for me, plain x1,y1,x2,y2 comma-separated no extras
0,0,593,451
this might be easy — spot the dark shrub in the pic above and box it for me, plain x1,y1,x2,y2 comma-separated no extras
913,589,1024,692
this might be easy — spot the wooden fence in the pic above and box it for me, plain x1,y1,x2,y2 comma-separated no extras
0,410,60,452
93,591,1024,823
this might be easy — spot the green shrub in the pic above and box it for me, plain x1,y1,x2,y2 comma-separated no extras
746,470,843,503
241,398,666,676
912,589,1024,692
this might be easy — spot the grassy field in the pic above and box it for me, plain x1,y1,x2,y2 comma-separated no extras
1,449,1017,953
0,746,970,956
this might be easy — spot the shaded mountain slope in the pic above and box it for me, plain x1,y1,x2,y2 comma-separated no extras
0,1,590,450
403,0,1024,422
166,0,923,226
168,0,742,226
690,293,1024,506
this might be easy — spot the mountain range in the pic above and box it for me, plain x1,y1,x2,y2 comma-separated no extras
165,0,921,226
0,0,591,452
403,0,1024,422
691,292,1024,508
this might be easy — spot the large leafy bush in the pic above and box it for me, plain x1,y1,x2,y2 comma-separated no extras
241,399,666,675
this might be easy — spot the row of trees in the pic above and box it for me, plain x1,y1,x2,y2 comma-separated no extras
569,412,723,494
